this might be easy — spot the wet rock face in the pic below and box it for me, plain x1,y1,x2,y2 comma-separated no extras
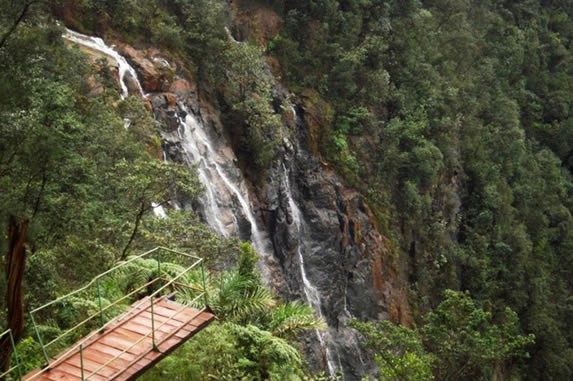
124,40,402,378
265,152,379,378
116,44,175,92
260,105,407,379
151,73,274,251
150,93,182,132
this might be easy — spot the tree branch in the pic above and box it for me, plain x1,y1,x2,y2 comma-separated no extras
120,200,147,260
0,0,39,49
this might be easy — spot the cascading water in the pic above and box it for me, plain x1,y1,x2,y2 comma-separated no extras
151,202,168,219
65,28,367,378
63,28,144,99
64,27,272,270
165,106,272,278
280,163,340,375
63,29,167,217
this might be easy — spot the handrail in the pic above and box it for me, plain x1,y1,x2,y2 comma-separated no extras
0,329,22,380
25,247,208,381
43,278,160,349
47,259,202,372
89,293,205,380
30,247,201,314
30,247,202,356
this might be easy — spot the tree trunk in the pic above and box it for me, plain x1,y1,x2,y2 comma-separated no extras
0,216,29,374
120,201,146,260
0,1,39,49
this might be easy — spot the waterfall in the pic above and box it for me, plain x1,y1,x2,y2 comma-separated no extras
170,106,272,277
280,164,339,375
64,27,272,274
278,105,343,375
65,28,354,375
63,28,144,99
151,202,168,218
64,29,168,218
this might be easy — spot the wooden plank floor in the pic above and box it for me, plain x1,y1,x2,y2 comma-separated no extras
24,296,215,381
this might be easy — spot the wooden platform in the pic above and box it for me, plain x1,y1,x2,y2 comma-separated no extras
24,296,215,381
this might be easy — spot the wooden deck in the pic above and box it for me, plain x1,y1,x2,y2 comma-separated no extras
24,295,215,381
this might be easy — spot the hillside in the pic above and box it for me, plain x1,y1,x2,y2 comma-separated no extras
0,0,572,380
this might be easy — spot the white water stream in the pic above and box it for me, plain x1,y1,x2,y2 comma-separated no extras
174,107,271,273
151,202,168,219
64,28,167,217
65,28,341,374
281,164,339,375
63,28,144,99
283,105,341,374
64,27,270,266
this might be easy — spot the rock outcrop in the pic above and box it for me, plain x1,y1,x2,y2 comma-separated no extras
123,42,407,380
258,103,408,378
229,0,283,46
116,44,175,92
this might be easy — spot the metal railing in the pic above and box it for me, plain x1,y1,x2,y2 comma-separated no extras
0,329,23,381
21,247,209,381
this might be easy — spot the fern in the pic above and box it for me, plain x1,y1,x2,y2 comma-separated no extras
268,301,326,340
210,271,275,322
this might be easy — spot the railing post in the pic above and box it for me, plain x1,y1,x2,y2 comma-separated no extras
8,330,22,381
157,250,162,289
29,309,50,367
96,278,104,330
80,343,85,381
200,259,208,307
150,297,158,352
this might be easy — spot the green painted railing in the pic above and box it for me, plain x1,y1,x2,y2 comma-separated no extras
4,247,209,381
0,329,23,381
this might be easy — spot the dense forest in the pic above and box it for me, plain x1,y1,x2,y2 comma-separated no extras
0,0,572,380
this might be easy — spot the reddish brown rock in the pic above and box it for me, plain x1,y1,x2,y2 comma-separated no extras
124,72,142,96
116,44,174,93
231,1,283,47
85,75,105,97
169,79,193,97
164,93,177,108
144,99,153,113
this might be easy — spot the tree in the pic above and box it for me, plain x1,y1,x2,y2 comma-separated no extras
221,42,281,171
350,319,434,381
139,243,324,381
112,159,203,260
0,0,42,49
0,217,29,373
352,290,533,380
422,290,534,381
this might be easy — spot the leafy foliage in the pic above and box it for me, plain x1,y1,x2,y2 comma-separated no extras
350,319,434,381
141,243,324,380
352,290,533,381
422,290,534,380
267,301,325,340
1,1,572,380
273,1,573,379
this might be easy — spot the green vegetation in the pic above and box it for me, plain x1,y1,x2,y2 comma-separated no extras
0,2,324,379
1,0,572,380
351,290,534,381
270,1,573,379
60,0,282,177
142,243,325,380
350,319,434,381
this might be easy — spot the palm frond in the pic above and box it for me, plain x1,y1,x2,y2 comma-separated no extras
227,323,302,367
268,301,326,339
211,271,275,322
112,257,158,292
